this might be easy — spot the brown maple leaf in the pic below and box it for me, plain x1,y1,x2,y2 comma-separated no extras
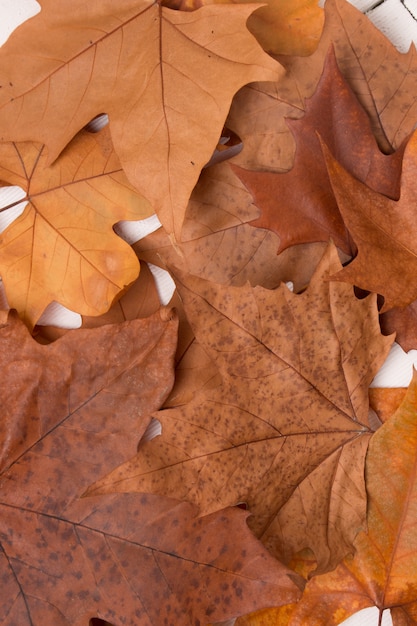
322,129,417,311
227,0,417,174
0,0,281,240
0,127,152,328
286,372,417,626
232,47,404,255
380,301,417,352
85,243,393,574
0,309,302,624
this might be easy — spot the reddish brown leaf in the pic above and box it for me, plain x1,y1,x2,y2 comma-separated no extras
0,0,281,240
0,308,302,624
0,128,152,328
233,47,404,255
227,0,417,174
322,130,417,311
287,372,417,625
86,243,393,574
380,301,417,352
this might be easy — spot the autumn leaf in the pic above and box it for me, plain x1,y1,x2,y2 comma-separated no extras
227,0,417,174
85,243,393,574
233,47,404,255
322,129,417,311
0,127,153,328
0,0,281,240
286,371,417,626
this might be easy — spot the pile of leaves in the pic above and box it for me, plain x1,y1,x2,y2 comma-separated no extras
1,0,417,624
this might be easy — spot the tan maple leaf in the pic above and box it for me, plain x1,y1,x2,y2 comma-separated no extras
0,127,153,327
0,0,281,240
286,372,417,626
86,243,393,574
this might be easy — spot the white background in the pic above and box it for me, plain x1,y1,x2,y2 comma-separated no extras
1,1,417,624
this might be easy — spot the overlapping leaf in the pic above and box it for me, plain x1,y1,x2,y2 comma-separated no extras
0,127,152,327
233,47,404,255
0,0,281,239
227,0,417,174
86,243,393,574
286,373,417,626
322,129,417,311
380,301,417,352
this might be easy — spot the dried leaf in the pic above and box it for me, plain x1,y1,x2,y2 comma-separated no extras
0,128,151,327
322,130,417,311
86,243,393,573
0,0,281,239
227,0,417,173
233,47,404,255
287,372,417,625
380,301,417,352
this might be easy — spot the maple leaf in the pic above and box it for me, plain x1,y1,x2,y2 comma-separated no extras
0,0,281,240
0,127,153,328
322,129,417,311
285,372,417,626
233,47,404,255
227,0,417,173
85,243,393,574
0,309,302,624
